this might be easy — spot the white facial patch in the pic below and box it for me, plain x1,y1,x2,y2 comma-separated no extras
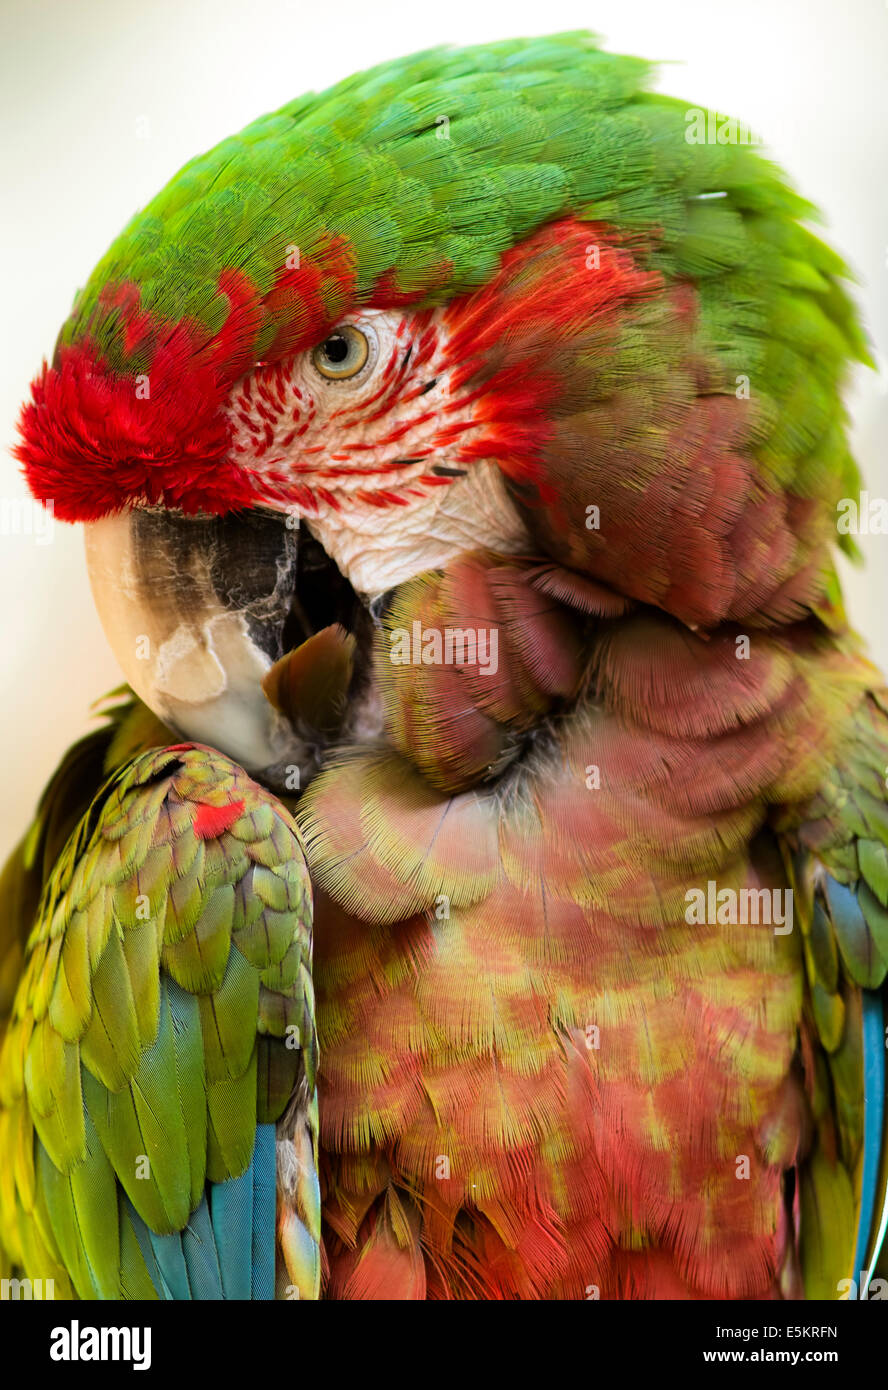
306,461,531,597
225,308,534,598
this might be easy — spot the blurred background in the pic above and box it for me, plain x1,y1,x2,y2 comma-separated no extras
1,0,886,860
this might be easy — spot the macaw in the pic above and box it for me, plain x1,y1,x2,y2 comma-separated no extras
2,31,887,1301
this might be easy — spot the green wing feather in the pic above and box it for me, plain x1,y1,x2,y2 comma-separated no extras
776,685,888,1297
0,717,318,1299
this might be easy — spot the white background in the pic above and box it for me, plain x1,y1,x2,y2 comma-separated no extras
1,0,886,859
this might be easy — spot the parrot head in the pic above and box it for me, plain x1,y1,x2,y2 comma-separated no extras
14,35,868,790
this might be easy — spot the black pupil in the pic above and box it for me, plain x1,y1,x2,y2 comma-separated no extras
323,334,349,364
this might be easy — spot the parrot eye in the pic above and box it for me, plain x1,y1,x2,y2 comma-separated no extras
311,323,373,380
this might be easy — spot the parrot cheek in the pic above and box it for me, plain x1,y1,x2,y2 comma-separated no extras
84,507,343,792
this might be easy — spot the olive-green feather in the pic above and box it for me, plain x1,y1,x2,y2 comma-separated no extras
0,715,316,1298
776,681,888,1292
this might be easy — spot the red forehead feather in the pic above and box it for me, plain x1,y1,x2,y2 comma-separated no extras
18,329,254,521
16,241,359,522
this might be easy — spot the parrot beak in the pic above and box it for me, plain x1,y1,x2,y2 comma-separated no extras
84,507,373,793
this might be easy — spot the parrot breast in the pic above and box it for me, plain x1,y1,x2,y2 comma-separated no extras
300,626,820,1298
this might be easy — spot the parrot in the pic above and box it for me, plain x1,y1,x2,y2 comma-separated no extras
2,30,888,1301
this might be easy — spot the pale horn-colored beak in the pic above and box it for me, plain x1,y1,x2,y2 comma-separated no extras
85,507,315,790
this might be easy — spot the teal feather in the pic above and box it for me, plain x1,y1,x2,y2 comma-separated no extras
180,1195,225,1298
210,1146,254,1300
251,1125,276,1300
855,992,886,1288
